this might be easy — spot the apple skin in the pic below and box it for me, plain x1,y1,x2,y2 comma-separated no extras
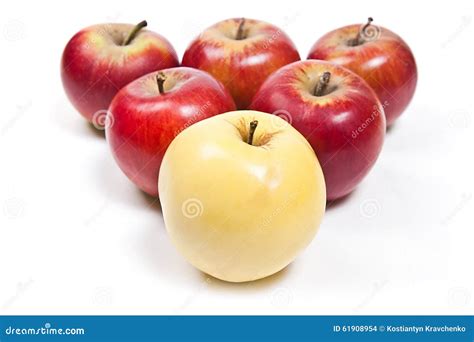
250,60,385,201
158,111,326,282
106,67,236,196
182,18,300,109
307,22,417,126
61,22,179,126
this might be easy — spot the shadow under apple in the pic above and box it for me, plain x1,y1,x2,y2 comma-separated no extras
201,265,292,292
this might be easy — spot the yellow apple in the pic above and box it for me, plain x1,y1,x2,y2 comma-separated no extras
158,110,326,282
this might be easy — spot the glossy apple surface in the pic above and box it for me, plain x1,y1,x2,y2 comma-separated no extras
250,60,385,200
307,19,417,126
182,18,300,109
61,21,179,126
158,111,326,282
106,67,236,196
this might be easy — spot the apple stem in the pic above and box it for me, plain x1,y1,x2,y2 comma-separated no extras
156,72,166,94
236,18,246,40
355,17,373,45
123,20,147,45
313,72,331,96
247,120,258,145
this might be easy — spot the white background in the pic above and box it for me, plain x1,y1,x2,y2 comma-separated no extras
0,0,473,315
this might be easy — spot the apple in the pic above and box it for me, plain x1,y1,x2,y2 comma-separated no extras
182,18,300,109
106,67,236,196
307,18,417,126
158,110,326,282
61,20,179,127
250,60,385,201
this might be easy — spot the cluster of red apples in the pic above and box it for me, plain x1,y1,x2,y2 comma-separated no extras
61,17,417,201
61,17,417,282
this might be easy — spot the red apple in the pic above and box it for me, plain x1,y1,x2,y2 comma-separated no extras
250,60,385,200
106,67,236,196
307,18,417,126
61,20,179,127
182,18,300,109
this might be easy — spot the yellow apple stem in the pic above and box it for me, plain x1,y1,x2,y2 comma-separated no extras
156,72,166,94
313,72,331,96
355,17,373,45
236,18,246,40
123,20,147,45
247,120,258,145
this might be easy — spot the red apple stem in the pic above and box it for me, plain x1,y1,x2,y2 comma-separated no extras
313,72,331,96
236,18,246,40
247,120,258,145
156,72,166,94
123,20,147,45
356,17,373,45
